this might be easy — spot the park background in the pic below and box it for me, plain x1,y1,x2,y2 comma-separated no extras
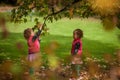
0,0,120,80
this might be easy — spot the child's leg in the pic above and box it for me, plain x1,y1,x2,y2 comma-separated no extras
28,54,35,75
28,53,41,80
71,64,81,76
75,64,81,76
31,53,41,76
71,64,77,78
29,67,34,75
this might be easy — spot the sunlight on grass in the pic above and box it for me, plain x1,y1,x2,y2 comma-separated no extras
0,18,120,59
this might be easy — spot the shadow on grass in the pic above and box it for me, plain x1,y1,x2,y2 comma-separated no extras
0,32,117,62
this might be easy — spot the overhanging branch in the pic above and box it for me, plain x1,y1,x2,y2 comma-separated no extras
43,0,82,26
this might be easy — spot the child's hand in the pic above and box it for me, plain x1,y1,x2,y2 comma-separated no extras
37,23,43,30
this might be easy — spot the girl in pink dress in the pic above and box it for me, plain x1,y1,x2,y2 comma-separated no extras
71,29,83,77
24,24,43,76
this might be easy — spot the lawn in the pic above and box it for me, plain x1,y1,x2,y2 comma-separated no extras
0,17,120,61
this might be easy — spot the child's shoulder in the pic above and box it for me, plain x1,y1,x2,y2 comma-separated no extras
27,35,33,41
74,39,81,42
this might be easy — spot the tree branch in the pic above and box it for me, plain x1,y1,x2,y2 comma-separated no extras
43,0,82,26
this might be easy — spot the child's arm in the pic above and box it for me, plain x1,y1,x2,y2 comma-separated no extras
74,42,82,56
74,42,80,53
32,24,43,42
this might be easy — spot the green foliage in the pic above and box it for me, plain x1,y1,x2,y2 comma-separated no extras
11,0,93,23
10,0,120,30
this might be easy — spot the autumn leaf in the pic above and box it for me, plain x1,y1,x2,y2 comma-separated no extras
102,17,116,30
103,53,113,63
0,60,13,73
69,8,74,18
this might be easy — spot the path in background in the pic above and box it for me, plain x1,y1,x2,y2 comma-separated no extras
0,6,15,12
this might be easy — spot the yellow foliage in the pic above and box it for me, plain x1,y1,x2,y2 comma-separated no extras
69,8,74,18
48,55,59,70
89,0,120,16
0,60,13,72
102,17,116,30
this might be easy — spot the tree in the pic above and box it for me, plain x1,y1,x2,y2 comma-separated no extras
11,0,120,30
0,0,17,6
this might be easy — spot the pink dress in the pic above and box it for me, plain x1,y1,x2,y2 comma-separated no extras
71,38,82,56
71,38,83,64
27,35,40,61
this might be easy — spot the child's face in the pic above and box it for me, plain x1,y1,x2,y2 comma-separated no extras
73,31,78,39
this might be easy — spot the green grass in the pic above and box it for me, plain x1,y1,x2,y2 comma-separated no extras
0,18,120,60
